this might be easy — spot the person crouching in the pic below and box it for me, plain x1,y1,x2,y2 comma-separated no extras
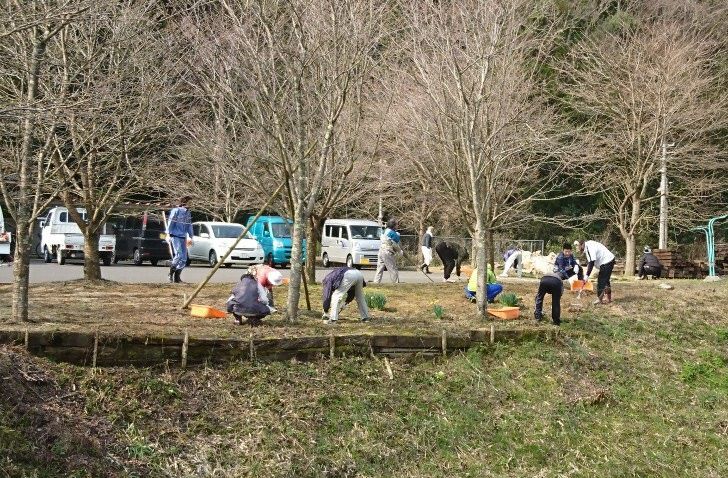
227,264,283,326
465,265,503,303
322,266,370,325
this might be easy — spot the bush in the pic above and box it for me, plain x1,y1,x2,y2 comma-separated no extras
499,293,519,307
365,293,387,310
432,304,445,320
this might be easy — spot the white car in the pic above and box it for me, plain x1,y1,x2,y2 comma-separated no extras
188,222,264,267
40,207,116,265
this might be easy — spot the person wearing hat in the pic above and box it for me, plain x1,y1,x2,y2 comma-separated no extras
574,239,615,304
638,246,662,279
226,264,283,326
420,226,434,274
166,196,193,283
373,218,403,283
321,266,370,324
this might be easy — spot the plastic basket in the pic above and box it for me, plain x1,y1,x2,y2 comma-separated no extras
570,280,593,292
190,304,228,319
487,306,520,320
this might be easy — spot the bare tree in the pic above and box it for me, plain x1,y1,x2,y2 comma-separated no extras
184,0,388,320
561,4,728,274
0,0,92,322
48,1,172,281
394,0,569,318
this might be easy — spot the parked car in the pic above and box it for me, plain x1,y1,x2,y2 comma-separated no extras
188,222,264,267
321,219,382,268
39,207,116,265
246,215,306,267
110,212,170,266
0,208,11,262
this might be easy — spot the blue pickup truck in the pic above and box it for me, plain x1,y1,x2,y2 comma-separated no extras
246,215,306,268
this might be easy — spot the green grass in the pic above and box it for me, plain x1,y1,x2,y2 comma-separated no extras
364,292,388,310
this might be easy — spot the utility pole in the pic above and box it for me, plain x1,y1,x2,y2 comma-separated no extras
377,155,384,226
658,141,672,249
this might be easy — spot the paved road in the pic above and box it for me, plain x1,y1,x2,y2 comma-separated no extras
0,259,447,285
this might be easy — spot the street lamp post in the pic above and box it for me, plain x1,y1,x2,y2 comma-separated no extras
658,141,674,250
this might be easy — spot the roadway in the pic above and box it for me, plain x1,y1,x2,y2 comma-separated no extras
0,259,446,285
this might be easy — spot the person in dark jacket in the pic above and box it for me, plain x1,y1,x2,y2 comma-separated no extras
227,266,283,326
435,241,468,282
554,243,583,281
420,226,434,274
638,246,662,279
535,272,564,326
321,266,369,324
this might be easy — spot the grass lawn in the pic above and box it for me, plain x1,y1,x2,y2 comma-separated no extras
1,278,727,477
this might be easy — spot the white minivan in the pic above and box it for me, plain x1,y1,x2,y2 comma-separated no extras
321,219,382,268
0,207,11,262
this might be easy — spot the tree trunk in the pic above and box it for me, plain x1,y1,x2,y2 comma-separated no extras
11,227,31,322
286,203,306,321
304,216,320,284
624,233,636,277
83,230,102,281
473,223,489,320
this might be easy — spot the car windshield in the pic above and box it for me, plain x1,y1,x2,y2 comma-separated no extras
271,223,291,238
211,224,248,239
350,226,382,239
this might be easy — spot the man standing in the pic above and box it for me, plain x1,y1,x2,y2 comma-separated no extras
420,226,434,274
322,266,370,324
535,272,564,326
373,219,402,283
575,239,615,304
554,243,583,282
638,246,662,279
166,196,193,283
435,241,468,282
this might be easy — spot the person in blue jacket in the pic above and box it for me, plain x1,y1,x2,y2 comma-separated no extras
166,196,193,283
554,243,583,281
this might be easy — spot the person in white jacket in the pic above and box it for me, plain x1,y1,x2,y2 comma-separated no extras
420,226,434,274
575,239,615,304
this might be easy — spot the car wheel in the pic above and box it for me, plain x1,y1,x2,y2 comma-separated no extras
346,254,354,268
43,247,52,263
322,253,330,268
112,250,119,264
102,254,112,266
266,253,275,267
57,249,65,265
209,250,218,267
150,259,158,266
185,258,191,267
133,248,143,266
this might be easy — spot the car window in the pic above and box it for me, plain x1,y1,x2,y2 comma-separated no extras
271,222,291,238
341,227,349,240
59,211,68,223
192,224,200,236
350,226,381,239
211,224,246,239
146,218,164,231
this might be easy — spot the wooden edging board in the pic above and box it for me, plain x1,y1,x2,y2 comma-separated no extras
0,326,560,368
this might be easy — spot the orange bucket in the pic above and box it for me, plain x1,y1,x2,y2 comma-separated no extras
487,306,520,320
190,304,228,318
570,280,593,292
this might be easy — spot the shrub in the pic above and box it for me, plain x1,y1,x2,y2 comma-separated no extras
499,293,519,307
365,293,387,310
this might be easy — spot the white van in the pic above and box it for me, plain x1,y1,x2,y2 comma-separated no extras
321,219,382,268
0,208,10,261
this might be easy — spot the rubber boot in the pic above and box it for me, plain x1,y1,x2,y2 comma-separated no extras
425,265,431,274
605,286,612,304
173,269,182,283
168,267,175,283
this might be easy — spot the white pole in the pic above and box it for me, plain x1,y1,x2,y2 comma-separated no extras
658,141,669,249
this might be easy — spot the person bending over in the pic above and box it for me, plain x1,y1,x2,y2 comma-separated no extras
321,266,370,325
465,264,503,303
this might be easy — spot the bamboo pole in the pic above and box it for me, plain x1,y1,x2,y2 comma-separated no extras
181,329,189,369
182,181,286,309
441,329,447,357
